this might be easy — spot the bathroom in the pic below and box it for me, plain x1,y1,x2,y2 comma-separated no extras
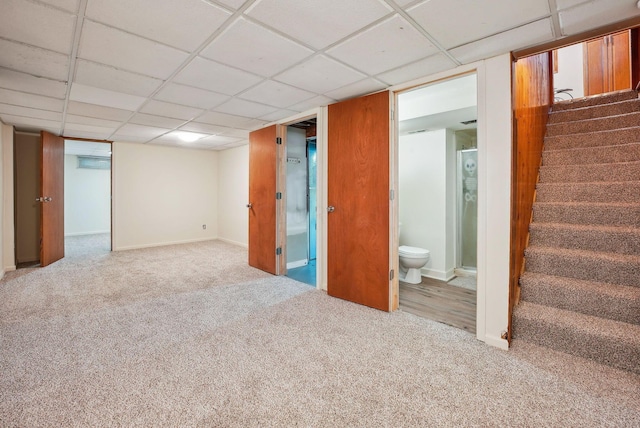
397,73,478,331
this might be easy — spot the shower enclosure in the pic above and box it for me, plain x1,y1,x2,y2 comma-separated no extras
457,148,478,271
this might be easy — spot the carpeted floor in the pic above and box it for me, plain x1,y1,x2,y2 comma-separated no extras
1,236,639,426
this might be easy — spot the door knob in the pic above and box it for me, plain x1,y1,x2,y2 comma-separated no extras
35,197,53,203
327,206,335,213
246,203,252,208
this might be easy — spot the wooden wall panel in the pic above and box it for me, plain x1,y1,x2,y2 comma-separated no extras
509,52,552,342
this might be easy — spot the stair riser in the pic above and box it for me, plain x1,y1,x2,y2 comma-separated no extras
529,227,640,256
545,127,640,151
539,162,640,183
519,278,640,325
549,101,640,124
533,204,640,227
512,316,640,374
536,183,640,203
547,113,640,137
542,144,640,166
552,91,639,111
524,250,640,287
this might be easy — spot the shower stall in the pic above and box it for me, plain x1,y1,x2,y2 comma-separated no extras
457,148,478,272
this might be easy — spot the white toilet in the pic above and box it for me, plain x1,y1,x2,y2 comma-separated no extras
398,223,430,284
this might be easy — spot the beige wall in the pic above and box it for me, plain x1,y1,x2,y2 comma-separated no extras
112,142,219,251
217,144,248,247
14,132,40,264
2,124,14,272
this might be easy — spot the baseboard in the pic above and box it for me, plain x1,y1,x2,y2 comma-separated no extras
65,230,110,237
420,267,455,282
113,237,217,251
217,237,248,248
287,259,307,269
4,265,16,272
483,334,509,350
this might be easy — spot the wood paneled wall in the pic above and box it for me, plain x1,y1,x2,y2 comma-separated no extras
509,52,552,342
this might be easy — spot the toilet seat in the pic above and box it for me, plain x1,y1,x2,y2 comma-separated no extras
399,245,430,258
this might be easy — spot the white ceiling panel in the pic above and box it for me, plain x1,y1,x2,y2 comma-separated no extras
174,57,263,95
0,104,62,121
154,83,230,110
239,80,315,108
74,60,163,97
66,101,133,122
450,19,554,64
38,0,79,13
63,130,113,140
220,140,248,149
288,95,335,113
214,98,278,118
327,15,438,75
0,88,64,112
0,39,69,81
201,17,313,77
408,0,550,49
69,83,147,111
215,0,246,10
275,55,366,94
86,0,230,52
78,20,190,80
555,0,590,10
376,53,457,85
110,133,153,143
246,0,393,49
0,68,67,98
197,111,256,128
197,134,242,144
0,114,61,130
140,100,205,121
179,122,229,134
63,123,117,138
129,113,186,129
325,78,387,101
259,109,299,122
559,0,640,36
0,0,75,54
217,128,250,138
116,124,172,139
65,114,122,128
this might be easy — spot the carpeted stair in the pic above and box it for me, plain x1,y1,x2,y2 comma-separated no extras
513,89,640,374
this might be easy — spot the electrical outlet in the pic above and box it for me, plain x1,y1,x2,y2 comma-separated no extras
202,224,206,230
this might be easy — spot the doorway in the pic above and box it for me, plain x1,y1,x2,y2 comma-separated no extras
285,118,317,287
396,73,478,332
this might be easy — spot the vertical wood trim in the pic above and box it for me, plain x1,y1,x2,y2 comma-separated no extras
276,125,286,275
631,28,640,89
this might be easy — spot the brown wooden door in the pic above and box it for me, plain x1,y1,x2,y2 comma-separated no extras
584,30,631,96
248,125,283,275
327,91,392,311
40,131,65,266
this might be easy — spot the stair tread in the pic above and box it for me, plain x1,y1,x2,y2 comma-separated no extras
545,125,640,140
530,222,640,233
520,272,640,301
551,90,639,111
540,160,640,169
542,142,640,154
550,98,640,115
526,245,640,263
515,301,640,342
534,201,640,208
548,111,640,126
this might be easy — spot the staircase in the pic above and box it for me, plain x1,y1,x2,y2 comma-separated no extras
513,89,640,374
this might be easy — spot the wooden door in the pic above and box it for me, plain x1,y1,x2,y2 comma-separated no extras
248,125,283,275
40,131,65,266
327,91,392,311
610,31,631,91
584,30,631,96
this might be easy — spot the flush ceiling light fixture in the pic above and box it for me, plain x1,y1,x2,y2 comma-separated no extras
172,131,207,143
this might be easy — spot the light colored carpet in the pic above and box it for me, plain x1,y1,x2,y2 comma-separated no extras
1,236,639,426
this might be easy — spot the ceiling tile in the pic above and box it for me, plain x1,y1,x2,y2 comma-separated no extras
0,0,75,54
215,0,246,9
220,140,248,149
0,39,69,81
197,110,266,129
86,0,230,52
217,128,249,138
258,109,299,122
63,123,117,139
450,19,554,64
246,0,392,49
178,122,230,134
129,113,186,129
0,68,67,98
325,78,387,101
376,53,457,85
0,88,64,112
275,55,366,94
78,20,189,80
39,0,80,13
66,101,133,121
154,83,230,110
116,123,172,139
408,0,550,49
288,95,335,112
70,83,147,111
140,100,205,121
556,0,590,9
110,134,152,143
214,98,278,118
327,15,438,76
201,17,313,77
196,134,242,144
0,114,61,131
239,80,315,108
74,60,163,97
0,103,62,121
65,114,122,128
174,57,263,95
559,0,640,36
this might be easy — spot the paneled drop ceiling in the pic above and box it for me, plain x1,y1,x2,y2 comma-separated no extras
0,0,638,150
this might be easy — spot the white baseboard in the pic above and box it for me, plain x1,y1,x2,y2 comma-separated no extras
217,237,248,248
113,237,217,252
483,334,509,350
287,259,307,269
4,265,16,272
420,267,455,282
65,230,110,237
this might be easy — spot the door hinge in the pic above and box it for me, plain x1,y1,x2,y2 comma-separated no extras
276,192,282,200
276,247,282,255
276,137,282,145
389,269,394,281
390,189,395,201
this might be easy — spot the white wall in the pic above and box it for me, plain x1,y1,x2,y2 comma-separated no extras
286,127,308,266
64,154,111,236
0,124,9,276
217,144,249,247
112,142,218,251
554,44,585,99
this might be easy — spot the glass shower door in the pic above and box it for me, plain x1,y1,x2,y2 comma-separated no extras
457,149,478,269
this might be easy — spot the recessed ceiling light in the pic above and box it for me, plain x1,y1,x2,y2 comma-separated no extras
172,131,207,143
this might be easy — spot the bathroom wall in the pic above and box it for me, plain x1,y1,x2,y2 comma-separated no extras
554,43,585,99
399,128,456,280
286,126,308,267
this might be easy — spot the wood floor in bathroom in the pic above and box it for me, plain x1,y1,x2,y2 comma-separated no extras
399,278,476,334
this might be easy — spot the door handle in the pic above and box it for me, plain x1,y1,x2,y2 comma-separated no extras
327,206,335,213
36,197,53,203
246,203,252,208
